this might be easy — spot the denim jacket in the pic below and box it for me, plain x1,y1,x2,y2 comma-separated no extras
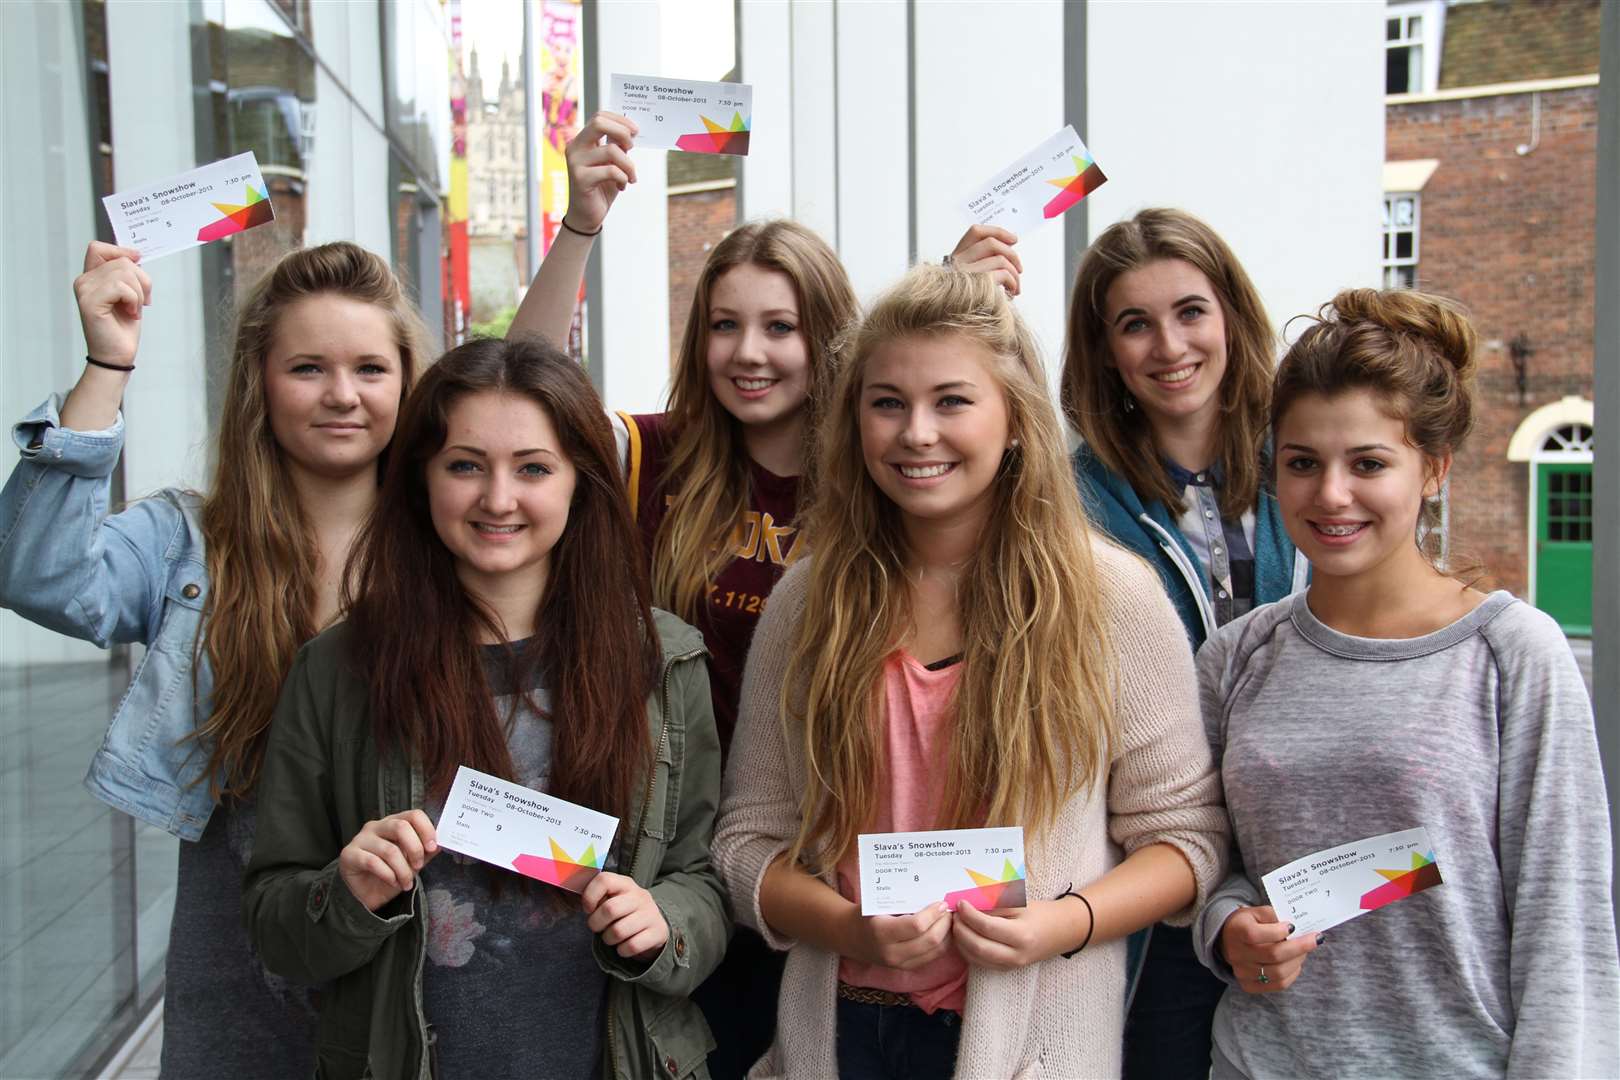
0,395,219,839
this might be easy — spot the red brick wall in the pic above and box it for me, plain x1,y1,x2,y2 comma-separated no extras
667,185,737,368
1386,86,1597,596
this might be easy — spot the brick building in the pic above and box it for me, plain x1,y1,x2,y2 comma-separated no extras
1385,0,1600,632
666,128,739,367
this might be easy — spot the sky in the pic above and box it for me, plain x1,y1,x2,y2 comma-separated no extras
458,0,737,102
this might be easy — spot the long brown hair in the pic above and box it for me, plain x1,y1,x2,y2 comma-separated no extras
787,266,1118,873
655,219,858,621
196,242,430,800
1062,208,1275,519
345,337,657,813
1273,287,1478,560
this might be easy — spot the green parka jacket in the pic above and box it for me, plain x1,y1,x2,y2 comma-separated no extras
242,611,727,1080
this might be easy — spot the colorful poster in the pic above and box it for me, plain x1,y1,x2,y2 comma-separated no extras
540,0,583,256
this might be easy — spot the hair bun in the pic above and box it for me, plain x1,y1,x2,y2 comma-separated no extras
1327,287,1476,379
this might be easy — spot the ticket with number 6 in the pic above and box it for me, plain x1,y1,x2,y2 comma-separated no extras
435,765,619,892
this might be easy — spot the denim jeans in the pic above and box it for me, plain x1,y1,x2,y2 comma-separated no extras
835,995,961,1080
1122,923,1225,1079
692,927,787,1080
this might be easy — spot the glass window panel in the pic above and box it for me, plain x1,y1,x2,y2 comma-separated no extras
1387,17,1400,40
1395,232,1414,259
1408,14,1421,38
1387,48,1411,94
1550,519,1565,541
1395,198,1414,226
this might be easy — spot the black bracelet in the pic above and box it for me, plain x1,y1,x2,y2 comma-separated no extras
559,216,602,238
1055,883,1094,959
85,354,135,372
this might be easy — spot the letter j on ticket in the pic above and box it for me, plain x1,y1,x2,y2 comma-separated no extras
102,151,274,261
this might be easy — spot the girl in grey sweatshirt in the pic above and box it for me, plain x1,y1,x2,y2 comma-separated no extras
1194,288,1618,1079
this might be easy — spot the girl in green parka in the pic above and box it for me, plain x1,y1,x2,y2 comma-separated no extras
243,336,728,1080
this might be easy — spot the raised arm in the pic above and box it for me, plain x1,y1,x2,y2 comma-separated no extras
507,112,639,345
0,243,174,647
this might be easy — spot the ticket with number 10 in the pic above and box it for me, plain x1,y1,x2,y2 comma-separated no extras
610,73,753,155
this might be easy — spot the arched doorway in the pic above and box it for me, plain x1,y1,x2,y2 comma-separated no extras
1508,397,1595,635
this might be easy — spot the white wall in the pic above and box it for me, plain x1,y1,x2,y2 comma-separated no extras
1086,1,1385,339
730,0,1384,401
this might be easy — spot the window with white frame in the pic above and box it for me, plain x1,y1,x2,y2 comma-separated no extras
1386,1,1445,96
1382,193,1419,288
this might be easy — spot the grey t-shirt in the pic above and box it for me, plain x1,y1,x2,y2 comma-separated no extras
1194,591,1619,1079
162,798,319,1079
419,641,609,1080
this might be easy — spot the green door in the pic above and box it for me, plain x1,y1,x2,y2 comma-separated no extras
1535,462,1593,635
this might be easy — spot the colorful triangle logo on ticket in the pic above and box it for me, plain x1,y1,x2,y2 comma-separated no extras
1358,850,1443,911
511,837,606,893
1042,154,1108,219
675,112,751,156
196,184,274,242
942,858,1028,911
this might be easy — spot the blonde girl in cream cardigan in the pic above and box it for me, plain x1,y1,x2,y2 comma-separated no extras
712,265,1229,1079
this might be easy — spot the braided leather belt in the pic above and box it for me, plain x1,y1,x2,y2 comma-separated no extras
837,981,912,1007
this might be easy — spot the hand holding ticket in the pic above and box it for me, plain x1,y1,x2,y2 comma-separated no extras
1262,826,1443,937
960,125,1106,232
436,765,619,893
102,152,274,260
610,73,752,155
857,827,1027,916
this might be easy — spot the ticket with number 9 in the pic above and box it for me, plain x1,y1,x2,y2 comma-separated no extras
436,765,619,893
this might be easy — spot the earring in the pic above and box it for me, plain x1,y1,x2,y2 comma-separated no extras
1009,438,1021,449
1123,395,1137,413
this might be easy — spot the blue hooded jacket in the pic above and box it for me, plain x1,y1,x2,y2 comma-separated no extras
1071,443,1307,651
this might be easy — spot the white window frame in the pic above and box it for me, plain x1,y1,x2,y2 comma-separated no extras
1382,192,1421,289
1386,0,1446,97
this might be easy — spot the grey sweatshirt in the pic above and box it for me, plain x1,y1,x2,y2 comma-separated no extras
1194,591,1619,1079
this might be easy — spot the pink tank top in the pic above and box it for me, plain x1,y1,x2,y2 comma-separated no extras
834,651,967,1013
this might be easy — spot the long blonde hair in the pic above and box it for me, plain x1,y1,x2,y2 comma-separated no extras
195,242,432,800
655,220,858,621
1062,208,1275,519
786,265,1118,872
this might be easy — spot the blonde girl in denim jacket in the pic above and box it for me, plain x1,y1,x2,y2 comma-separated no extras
0,240,430,1076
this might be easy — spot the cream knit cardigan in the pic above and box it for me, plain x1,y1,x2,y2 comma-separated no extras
713,540,1229,1079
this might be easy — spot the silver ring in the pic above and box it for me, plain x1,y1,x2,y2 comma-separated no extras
1257,965,1270,985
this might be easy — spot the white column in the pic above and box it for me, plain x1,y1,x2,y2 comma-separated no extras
833,0,910,301
586,0,670,414
737,0,793,221
914,1,1068,392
